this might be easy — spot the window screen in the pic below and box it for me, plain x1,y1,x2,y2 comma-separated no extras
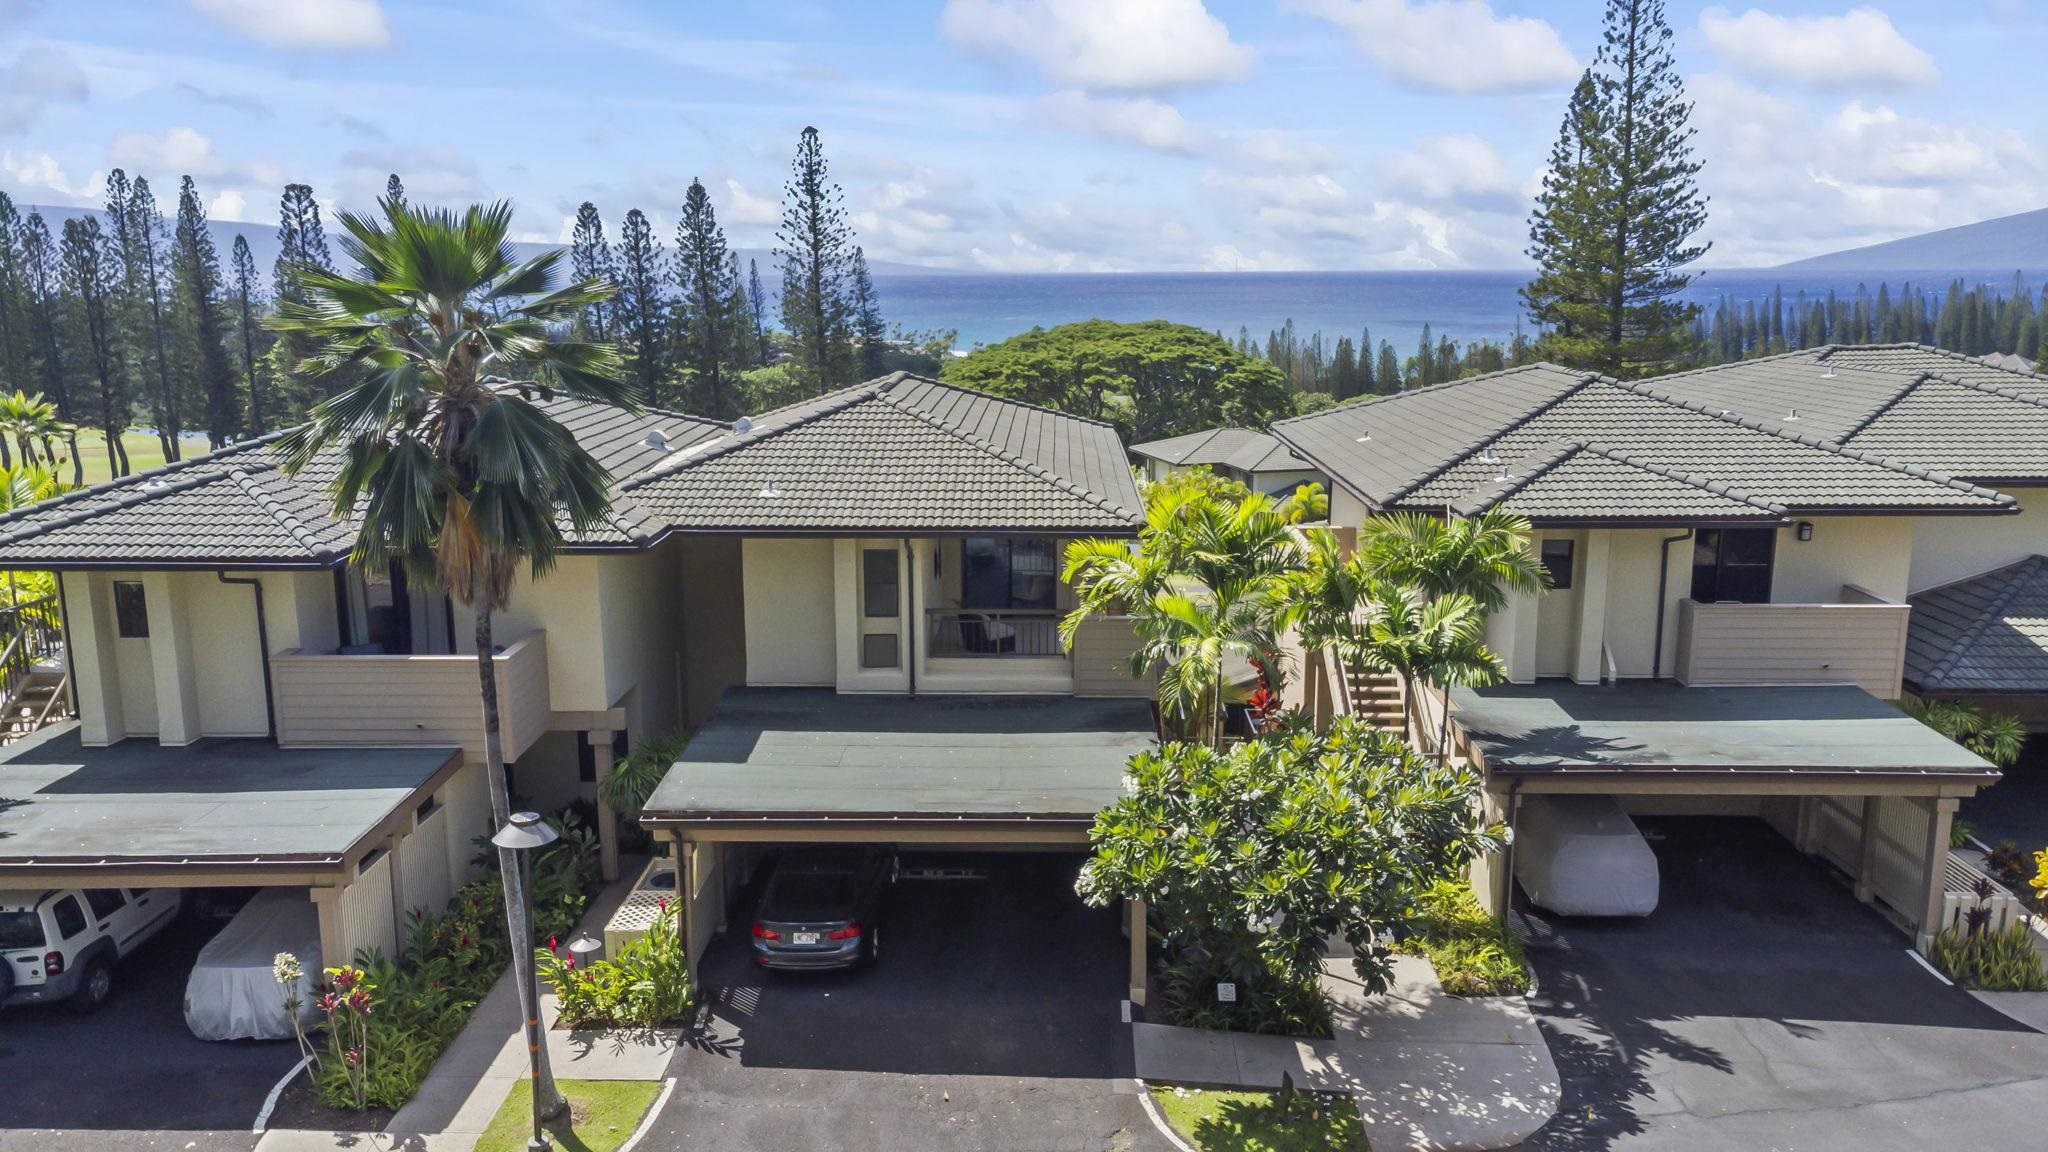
1540,539,1575,590
861,549,900,618
861,632,900,670
1691,527,1776,604
113,580,149,638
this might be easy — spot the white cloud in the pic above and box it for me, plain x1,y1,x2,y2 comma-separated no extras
2,149,100,203
108,126,283,187
335,145,481,208
1223,130,1336,173
0,44,87,132
1039,90,1203,153
1699,6,1937,88
721,178,779,225
1296,0,1578,93
207,187,245,220
940,0,1253,91
1202,169,1349,211
188,0,391,50
1383,134,1520,207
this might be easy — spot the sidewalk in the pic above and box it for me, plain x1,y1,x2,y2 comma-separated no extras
256,862,682,1152
1133,953,1559,1151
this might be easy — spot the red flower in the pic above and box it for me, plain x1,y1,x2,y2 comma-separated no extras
344,1047,361,1067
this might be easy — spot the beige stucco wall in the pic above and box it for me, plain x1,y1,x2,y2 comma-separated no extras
741,537,836,686
1600,528,1688,680
678,536,746,728
1772,516,1914,603
1908,489,2048,594
456,555,607,712
1329,487,1374,529
180,573,269,738
599,538,685,739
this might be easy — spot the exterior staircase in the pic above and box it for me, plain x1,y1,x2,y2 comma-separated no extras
0,594,69,744
1343,664,1408,735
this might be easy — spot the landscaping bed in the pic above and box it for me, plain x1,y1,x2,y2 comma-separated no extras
1150,1085,1369,1152
1395,879,1531,997
476,1079,662,1152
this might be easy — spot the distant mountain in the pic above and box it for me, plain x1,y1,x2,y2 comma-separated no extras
12,203,958,283
1776,207,2048,271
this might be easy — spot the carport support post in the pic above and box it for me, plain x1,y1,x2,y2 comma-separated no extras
1127,899,1147,1008
310,886,345,972
1916,797,1959,953
1855,797,1880,903
590,729,619,883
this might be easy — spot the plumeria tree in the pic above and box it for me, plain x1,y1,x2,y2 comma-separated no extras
271,199,631,1119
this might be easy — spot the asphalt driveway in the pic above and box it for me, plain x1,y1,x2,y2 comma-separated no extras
647,850,1171,1152
1961,733,2048,860
0,904,295,1151
1510,816,2048,1151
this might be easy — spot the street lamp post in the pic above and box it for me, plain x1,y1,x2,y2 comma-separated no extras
493,811,559,1152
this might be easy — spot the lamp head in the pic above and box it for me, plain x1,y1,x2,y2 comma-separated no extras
491,810,558,852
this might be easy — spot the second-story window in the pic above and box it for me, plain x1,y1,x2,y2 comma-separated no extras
861,549,900,618
1691,527,1776,604
962,537,1057,610
1540,539,1575,590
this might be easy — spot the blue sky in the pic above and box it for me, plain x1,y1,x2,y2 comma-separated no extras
1,0,2042,271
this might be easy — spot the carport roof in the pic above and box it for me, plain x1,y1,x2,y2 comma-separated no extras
1448,681,1998,787
640,688,1157,825
0,724,460,871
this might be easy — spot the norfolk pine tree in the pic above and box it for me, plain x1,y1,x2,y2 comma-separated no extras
849,246,886,378
612,207,671,406
123,176,187,458
173,178,240,448
1522,0,1708,377
60,217,133,476
776,126,854,394
674,179,740,417
19,213,73,434
747,258,770,363
0,194,29,395
385,173,406,208
568,202,617,341
231,235,269,435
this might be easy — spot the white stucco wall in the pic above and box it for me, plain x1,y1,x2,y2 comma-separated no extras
180,573,269,737
454,555,606,711
1908,490,2047,593
599,538,685,738
741,537,836,686
1772,516,1914,603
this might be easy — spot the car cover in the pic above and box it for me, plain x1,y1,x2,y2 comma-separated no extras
182,887,323,1041
1514,794,1660,917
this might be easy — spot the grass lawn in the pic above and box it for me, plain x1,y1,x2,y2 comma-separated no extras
1150,1085,1369,1152
64,431,213,486
475,1079,663,1152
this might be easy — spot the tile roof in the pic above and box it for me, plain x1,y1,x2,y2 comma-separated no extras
623,373,1143,533
1272,361,2014,523
1449,441,1788,522
1129,427,1314,475
1904,555,2048,695
0,395,730,568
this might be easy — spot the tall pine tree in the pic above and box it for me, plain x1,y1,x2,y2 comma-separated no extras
0,193,28,396
60,217,131,476
19,212,72,435
385,173,406,208
230,234,269,435
776,126,855,395
568,202,617,341
270,183,334,419
848,246,886,378
173,177,239,448
673,179,739,417
1522,0,1708,377
122,176,186,458
747,258,771,364
612,208,671,406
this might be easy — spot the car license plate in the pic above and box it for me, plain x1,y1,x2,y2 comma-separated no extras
792,931,821,945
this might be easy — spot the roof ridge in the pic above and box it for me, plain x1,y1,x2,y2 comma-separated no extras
1602,375,2017,508
1272,362,1577,425
225,467,348,562
1380,372,1603,506
621,383,888,488
1914,554,2048,689
872,389,1137,520
0,432,291,531
1828,371,1928,444
1571,441,1790,514
885,372,1123,431
1449,439,1583,515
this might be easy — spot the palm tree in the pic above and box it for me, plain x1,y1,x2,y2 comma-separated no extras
1354,509,1548,614
0,391,66,472
1352,580,1504,764
1063,473,1299,747
270,199,629,1121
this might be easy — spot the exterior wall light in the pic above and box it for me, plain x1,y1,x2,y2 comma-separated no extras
1796,521,1814,542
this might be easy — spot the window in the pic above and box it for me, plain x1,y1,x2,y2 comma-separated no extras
861,632,900,670
1691,527,1776,604
861,549,900,618
113,581,149,638
51,895,86,939
1540,539,1575,591
82,889,126,921
962,537,1058,610
342,562,415,653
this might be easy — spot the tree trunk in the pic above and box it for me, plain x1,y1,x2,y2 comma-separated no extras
65,431,79,488
1435,683,1455,768
473,599,568,1121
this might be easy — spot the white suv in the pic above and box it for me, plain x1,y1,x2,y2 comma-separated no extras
1,888,182,1010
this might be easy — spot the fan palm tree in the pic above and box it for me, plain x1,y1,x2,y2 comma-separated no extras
1063,474,1300,747
270,199,629,1120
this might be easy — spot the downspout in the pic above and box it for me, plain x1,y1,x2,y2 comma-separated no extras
1495,777,1524,930
903,538,918,699
53,573,76,719
1650,529,1693,681
216,571,276,739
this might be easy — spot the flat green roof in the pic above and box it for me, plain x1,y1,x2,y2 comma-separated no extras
1449,681,1998,782
641,689,1157,824
0,725,459,869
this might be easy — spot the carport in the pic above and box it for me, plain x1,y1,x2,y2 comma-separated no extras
1448,681,2002,949
638,687,1158,1001
0,723,473,967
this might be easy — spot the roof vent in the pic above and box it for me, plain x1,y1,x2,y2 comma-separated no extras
644,429,669,451
1478,448,1499,464
1824,364,1836,378
758,478,781,499
1783,407,1801,422
142,478,167,491
732,416,753,435
1495,468,1514,483
1354,431,1371,443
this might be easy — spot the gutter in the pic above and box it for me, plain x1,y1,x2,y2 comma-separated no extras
904,537,918,699
215,571,276,739
1651,529,1692,680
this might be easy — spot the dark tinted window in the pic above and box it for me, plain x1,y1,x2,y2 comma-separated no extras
862,549,899,618
83,889,126,920
1691,528,1776,604
1540,539,1575,590
964,537,1059,610
51,895,86,938
114,580,149,638
0,910,44,949
761,871,858,920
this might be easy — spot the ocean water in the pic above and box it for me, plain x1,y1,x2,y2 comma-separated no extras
871,267,2046,352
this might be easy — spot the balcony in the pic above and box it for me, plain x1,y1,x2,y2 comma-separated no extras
270,630,551,759
1673,586,1910,698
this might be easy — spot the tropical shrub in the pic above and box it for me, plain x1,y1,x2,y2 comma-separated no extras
1905,698,2026,767
1398,880,1531,997
1929,922,2048,992
539,900,692,1030
1079,714,1502,1035
597,731,692,821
